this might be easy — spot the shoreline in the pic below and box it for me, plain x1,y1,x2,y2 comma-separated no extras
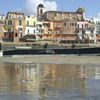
0,55,100,66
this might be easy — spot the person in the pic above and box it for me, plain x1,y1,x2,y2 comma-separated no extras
44,43,48,50
72,41,75,48
0,42,1,50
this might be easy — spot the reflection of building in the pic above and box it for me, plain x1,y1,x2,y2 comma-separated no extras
0,63,39,93
95,67,100,79
0,63,99,99
4,12,25,42
39,64,86,90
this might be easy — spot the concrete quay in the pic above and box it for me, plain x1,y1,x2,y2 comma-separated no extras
0,55,100,66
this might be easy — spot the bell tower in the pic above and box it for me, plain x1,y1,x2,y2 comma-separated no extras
37,4,45,21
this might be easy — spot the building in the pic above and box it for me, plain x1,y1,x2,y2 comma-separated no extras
91,18,100,43
92,18,100,34
4,12,25,42
76,19,96,43
0,14,6,42
37,4,45,21
25,15,37,35
37,4,85,43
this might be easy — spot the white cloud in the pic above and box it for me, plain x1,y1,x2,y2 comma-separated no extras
26,0,57,14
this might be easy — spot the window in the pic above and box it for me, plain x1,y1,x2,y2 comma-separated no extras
19,20,22,25
15,33,18,37
64,23,66,26
39,25,42,27
72,23,74,26
85,24,88,28
1,17,3,19
55,13,57,17
77,24,79,28
34,30,35,33
33,22,36,26
27,29,29,33
40,9,43,14
8,14,11,18
8,28,11,32
18,28,23,31
82,24,83,28
8,20,12,25
27,21,29,25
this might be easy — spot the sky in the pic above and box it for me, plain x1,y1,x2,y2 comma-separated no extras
0,0,100,17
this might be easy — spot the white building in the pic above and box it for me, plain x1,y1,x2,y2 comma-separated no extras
25,15,38,35
36,21,44,34
76,20,96,43
92,18,100,34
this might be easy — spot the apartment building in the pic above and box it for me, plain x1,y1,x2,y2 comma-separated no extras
25,15,37,35
4,12,25,42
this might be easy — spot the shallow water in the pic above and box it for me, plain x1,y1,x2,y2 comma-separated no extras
0,63,100,100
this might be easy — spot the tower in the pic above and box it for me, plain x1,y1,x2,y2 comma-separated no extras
76,7,85,20
37,4,45,21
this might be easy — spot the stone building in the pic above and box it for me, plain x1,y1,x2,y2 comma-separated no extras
37,4,85,43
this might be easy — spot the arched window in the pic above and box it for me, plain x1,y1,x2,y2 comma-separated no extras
8,20,12,25
15,33,18,37
27,29,30,33
40,9,43,14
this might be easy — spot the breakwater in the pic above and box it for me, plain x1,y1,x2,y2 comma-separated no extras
3,47,100,56
1,42,100,56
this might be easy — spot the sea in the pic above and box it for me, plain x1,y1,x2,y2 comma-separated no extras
0,62,100,100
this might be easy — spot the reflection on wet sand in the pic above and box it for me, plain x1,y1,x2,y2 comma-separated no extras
0,63,99,100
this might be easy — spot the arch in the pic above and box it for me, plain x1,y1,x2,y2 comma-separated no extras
40,9,43,14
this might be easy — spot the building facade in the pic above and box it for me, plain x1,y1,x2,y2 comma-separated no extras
0,14,6,42
92,18,100,34
25,15,37,35
4,12,25,42
76,19,96,43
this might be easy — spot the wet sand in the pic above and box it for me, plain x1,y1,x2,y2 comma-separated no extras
0,55,100,65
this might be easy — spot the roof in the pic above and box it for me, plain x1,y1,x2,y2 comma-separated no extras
38,4,44,8
76,8,85,13
7,12,24,15
96,34,100,40
45,11,76,14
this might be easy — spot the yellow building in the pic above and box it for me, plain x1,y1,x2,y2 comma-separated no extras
4,12,26,42
0,14,6,42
